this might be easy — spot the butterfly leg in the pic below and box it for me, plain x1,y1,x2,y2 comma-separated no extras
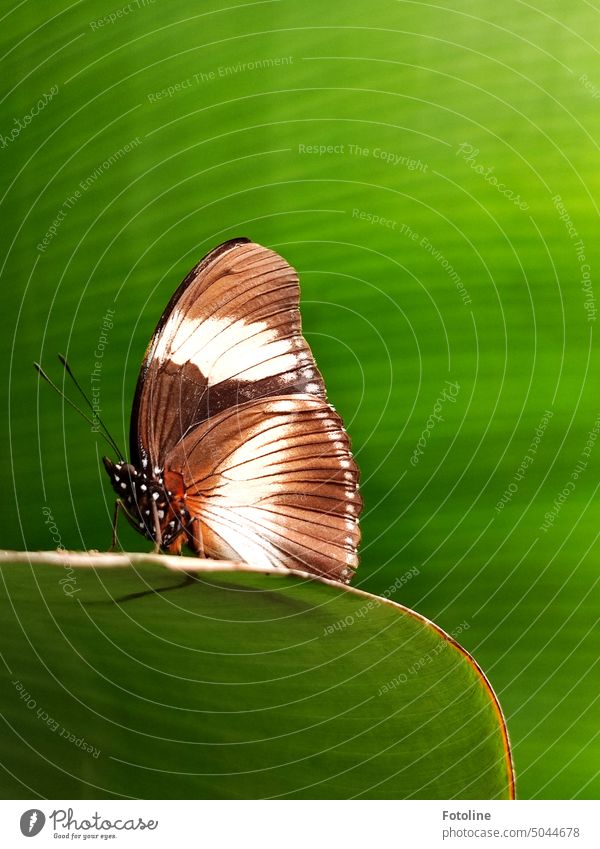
109,499,124,551
167,534,185,555
151,500,163,553
190,517,205,558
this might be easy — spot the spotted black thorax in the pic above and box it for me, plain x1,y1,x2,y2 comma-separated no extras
102,457,190,549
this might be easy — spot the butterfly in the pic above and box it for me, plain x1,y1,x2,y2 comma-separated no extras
46,238,362,583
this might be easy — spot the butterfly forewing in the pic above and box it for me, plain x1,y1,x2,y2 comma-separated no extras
130,238,326,472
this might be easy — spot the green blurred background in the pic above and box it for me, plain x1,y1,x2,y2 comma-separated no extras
1,0,598,799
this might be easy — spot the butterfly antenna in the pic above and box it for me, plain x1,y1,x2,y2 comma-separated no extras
57,354,125,459
34,361,123,459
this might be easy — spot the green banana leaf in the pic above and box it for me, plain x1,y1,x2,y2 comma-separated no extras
0,553,513,799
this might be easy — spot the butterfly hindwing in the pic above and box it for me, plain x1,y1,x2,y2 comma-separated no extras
164,395,361,582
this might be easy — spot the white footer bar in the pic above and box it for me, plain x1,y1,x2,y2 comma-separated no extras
0,800,597,848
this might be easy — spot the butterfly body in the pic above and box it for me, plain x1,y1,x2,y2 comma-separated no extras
103,458,191,550
105,238,362,583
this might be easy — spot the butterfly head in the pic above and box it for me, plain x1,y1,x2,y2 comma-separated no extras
102,456,190,548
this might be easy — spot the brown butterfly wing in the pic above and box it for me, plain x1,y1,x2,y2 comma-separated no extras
164,395,361,582
130,238,326,472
